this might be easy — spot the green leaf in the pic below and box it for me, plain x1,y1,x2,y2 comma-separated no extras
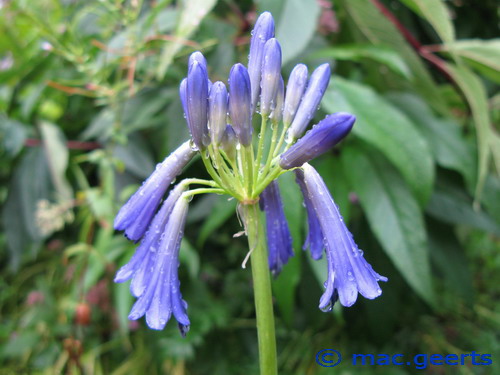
323,77,435,205
156,0,217,78
2,147,52,270
398,0,455,42
114,281,133,334
0,115,28,157
426,178,500,236
428,221,474,303
259,0,320,64
39,122,72,200
442,39,500,84
113,134,155,180
446,63,496,201
342,145,435,306
386,92,476,189
197,196,237,247
312,44,411,78
341,0,448,114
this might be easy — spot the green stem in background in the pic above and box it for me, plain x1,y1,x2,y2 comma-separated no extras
255,116,268,177
243,203,278,375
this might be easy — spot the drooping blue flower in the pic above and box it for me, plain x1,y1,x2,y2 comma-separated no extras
260,38,282,116
208,81,228,145
280,112,355,169
114,141,196,241
283,64,308,126
186,58,209,149
294,171,324,260
114,183,187,288
288,63,331,140
127,195,190,334
229,63,252,145
259,180,294,275
248,11,275,111
297,164,387,309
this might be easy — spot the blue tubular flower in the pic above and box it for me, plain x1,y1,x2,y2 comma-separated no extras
208,81,228,145
298,163,387,309
259,180,294,275
128,196,190,333
283,64,308,126
294,171,324,260
280,112,355,169
114,141,196,241
248,11,275,111
229,63,252,145
260,38,282,116
288,63,331,140
115,183,187,288
270,76,284,123
186,60,209,149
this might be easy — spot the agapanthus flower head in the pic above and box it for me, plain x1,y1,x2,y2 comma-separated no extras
114,11,386,335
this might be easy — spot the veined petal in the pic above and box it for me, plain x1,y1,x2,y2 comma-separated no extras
280,113,355,169
260,180,294,275
288,63,331,140
294,170,324,260
300,163,387,310
128,196,190,334
114,141,195,241
270,76,284,124
208,81,228,145
114,183,187,284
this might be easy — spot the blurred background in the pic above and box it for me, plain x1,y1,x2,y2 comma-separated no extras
0,0,499,374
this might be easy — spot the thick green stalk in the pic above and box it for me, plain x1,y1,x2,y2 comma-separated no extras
243,203,278,375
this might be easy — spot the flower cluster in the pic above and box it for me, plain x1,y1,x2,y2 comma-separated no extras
114,11,387,334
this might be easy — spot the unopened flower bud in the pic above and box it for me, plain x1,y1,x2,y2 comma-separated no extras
208,81,228,145
270,76,284,123
220,124,237,160
288,63,331,140
186,61,209,149
248,12,275,111
280,112,355,169
229,63,252,145
283,64,308,126
260,38,282,115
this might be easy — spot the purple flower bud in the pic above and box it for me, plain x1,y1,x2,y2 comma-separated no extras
128,196,190,333
280,112,355,169
114,141,196,241
186,60,209,149
283,64,308,126
220,124,237,160
114,183,187,288
229,63,252,145
188,51,207,72
259,180,294,275
299,163,387,310
288,63,331,140
270,76,284,123
248,12,275,111
208,81,228,145
260,38,282,115
294,170,324,260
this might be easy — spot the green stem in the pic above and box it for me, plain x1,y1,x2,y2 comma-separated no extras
255,116,268,177
243,203,278,375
